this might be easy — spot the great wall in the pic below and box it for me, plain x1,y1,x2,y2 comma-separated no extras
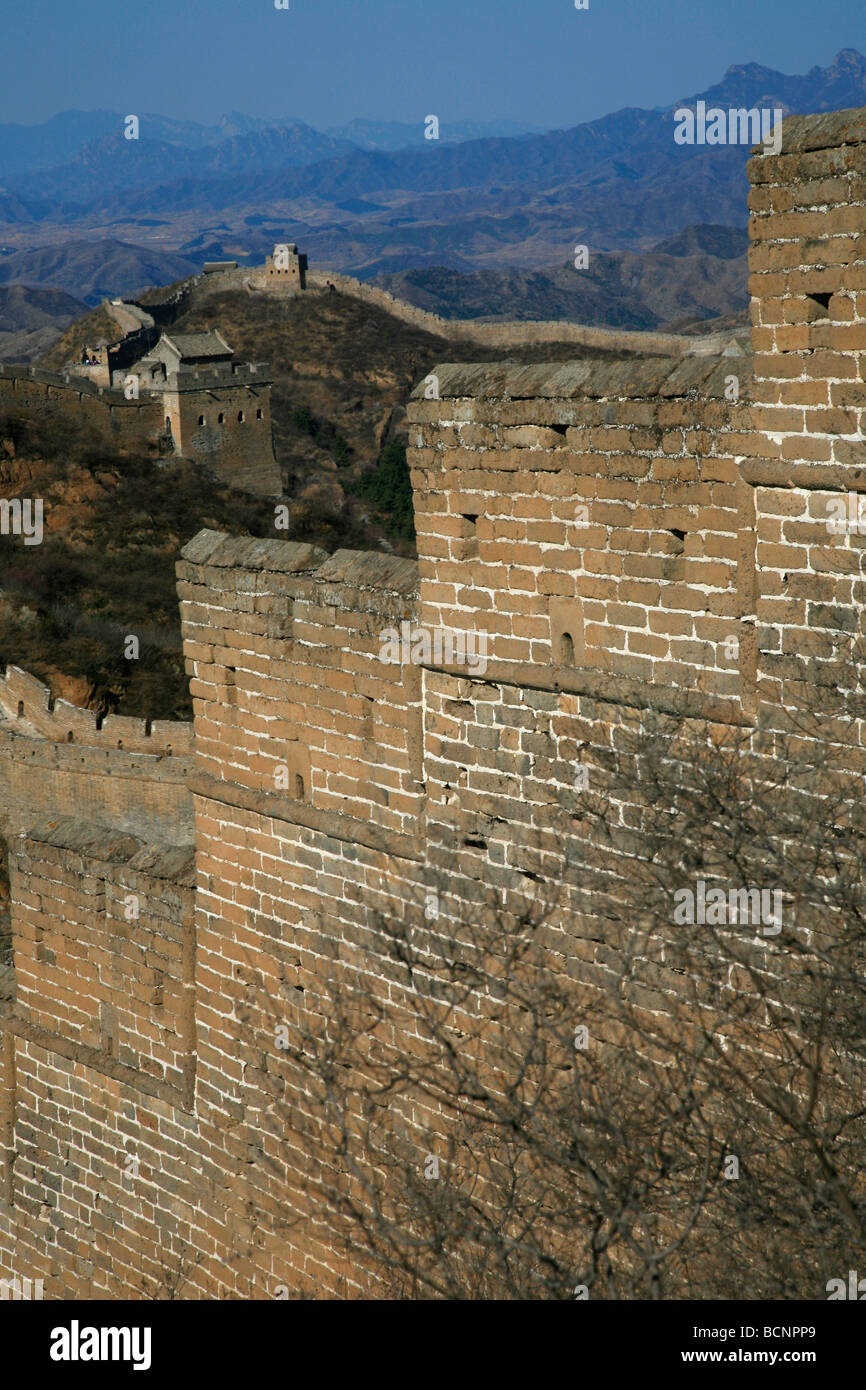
0,103,865,1296
0,243,747,507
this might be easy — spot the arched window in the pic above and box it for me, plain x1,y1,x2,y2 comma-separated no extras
256,408,263,420
558,632,575,665
16,700,24,718
293,773,304,800
218,412,225,424
198,414,205,426
237,410,245,423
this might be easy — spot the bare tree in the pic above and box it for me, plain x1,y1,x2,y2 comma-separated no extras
243,682,866,1300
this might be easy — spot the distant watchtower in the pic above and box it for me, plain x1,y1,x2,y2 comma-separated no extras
265,242,307,289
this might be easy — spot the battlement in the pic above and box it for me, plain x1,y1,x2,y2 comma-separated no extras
2,102,866,1301
0,362,154,406
0,667,194,852
164,361,273,391
408,354,757,714
0,666,192,756
177,531,422,842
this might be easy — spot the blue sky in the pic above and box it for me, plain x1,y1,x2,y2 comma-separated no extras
1,0,864,130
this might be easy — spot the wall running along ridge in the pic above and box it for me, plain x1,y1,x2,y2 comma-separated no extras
0,105,865,1296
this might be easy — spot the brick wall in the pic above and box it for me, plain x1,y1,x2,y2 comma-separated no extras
0,821,197,1298
0,103,865,1300
0,367,164,449
747,107,866,719
0,666,193,846
171,380,280,496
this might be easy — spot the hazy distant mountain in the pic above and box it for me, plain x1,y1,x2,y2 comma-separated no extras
0,110,319,177
0,283,87,361
667,46,866,114
324,117,542,150
0,111,120,177
0,50,863,315
0,109,536,183
43,50,864,264
10,124,358,202
0,239,198,305
650,225,749,260
0,191,38,224
0,282,85,329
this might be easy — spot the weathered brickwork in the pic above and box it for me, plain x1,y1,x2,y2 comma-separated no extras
410,356,755,705
0,105,865,1298
0,666,193,846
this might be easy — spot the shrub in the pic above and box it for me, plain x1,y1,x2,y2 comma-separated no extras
353,438,415,541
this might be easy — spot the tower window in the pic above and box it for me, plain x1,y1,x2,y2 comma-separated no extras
238,410,245,423
198,414,206,426
558,632,575,665
256,408,263,420
293,773,305,799
459,512,480,559
218,412,225,424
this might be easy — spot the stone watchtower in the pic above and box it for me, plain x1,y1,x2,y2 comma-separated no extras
264,243,307,289
121,330,280,496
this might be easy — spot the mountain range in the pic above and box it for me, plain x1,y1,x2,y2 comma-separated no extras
0,49,864,333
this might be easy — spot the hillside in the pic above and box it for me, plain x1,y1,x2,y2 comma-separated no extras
37,300,120,369
0,282,87,361
0,238,199,305
7,285,638,722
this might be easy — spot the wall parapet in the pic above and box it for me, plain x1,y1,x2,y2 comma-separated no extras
305,269,745,357
6,816,195,1104
0,666,193,756
409,353,752,403
0,362,152,406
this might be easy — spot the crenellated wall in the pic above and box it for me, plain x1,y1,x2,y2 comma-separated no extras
0,103,865,1301
0,364,165,447
0,359,279,496
0,666,193,846
409,355,756,710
